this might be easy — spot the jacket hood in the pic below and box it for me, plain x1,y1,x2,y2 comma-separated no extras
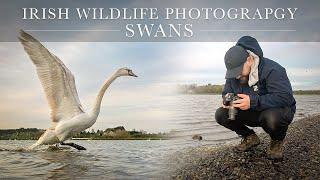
236,36,263,58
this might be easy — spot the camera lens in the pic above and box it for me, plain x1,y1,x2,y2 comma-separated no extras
228,107,238,120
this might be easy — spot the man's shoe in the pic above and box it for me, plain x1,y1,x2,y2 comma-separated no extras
235,133,260,151
267,139,284,160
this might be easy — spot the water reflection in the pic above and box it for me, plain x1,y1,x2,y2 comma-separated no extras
39,151,90,179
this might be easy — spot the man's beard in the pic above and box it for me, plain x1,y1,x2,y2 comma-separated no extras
239,76,249,86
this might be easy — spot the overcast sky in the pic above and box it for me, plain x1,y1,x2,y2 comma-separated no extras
0,41,319,132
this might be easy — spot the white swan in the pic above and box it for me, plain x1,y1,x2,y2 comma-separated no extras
18,30,138,150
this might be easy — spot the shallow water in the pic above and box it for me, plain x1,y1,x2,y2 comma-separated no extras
0,140,183,179
0,95,319,178
169,94,320,143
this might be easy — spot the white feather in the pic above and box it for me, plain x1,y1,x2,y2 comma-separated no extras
18,30,135,150
19,30,84,125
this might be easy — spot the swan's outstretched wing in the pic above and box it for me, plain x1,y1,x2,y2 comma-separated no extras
18,30,84,124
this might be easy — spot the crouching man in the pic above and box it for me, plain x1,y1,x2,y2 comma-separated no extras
215,36,296,160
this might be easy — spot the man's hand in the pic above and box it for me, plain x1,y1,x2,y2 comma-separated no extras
233,94,250,110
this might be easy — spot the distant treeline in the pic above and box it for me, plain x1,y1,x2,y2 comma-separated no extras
0,128,44,140
0,126,168,140
177,84,320,95
177,84,224,94
293,90,320,95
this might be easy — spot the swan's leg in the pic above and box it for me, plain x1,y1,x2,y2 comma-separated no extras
60,142,86,150
27,142,40,151
28,128,58,151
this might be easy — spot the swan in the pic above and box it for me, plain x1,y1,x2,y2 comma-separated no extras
18,30,138,150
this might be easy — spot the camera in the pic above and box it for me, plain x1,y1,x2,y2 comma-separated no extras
223,93,242,120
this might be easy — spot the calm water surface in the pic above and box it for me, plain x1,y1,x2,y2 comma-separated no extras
1,95,319,179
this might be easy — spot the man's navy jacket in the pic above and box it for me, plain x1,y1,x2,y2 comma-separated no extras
222,36,296,113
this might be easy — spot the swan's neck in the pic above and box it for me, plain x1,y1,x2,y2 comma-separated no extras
91,73,119,118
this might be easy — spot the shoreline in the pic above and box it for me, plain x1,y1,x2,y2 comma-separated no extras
0,127,168,140
171,114,320,179
0,138,169,141
177,93,320,95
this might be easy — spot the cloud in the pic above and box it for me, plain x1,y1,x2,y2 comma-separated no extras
170,42,232,71
287,67,320,77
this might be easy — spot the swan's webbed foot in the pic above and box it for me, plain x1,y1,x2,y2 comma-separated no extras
60,142,86,150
